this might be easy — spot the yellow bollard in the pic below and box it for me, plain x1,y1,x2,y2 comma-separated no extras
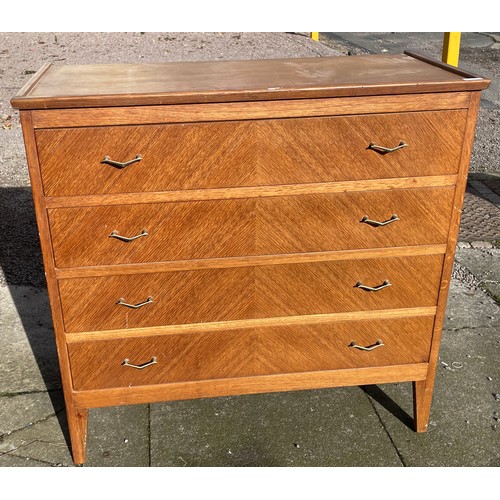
310,32,319,42
442,32,461,67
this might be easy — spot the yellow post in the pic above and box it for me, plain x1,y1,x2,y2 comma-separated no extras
442,32,461,66
310,32,319,42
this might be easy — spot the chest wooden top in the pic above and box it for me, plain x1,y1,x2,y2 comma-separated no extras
11,51,489,110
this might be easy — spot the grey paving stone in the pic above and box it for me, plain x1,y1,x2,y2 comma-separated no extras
0,453,50,467
0,390,64,435
470,241,495,249
1,400,150,467
85,405,150,467
443,280,500,331
150,388,403,467
368,326,500,467
0,285,60,394
455,247,500,303
471,172,500,201
0,414,73,466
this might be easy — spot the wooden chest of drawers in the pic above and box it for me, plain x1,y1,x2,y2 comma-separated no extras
11,52,490,464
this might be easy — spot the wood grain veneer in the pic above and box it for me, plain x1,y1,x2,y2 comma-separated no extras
36,111,466,196
68,317,434,391
44,175,458,209
48,187,455,268
58,255,444,333
55,245,447,280
30,92,471,128
11,53,489,464
74,363,430,409
64,307,438,342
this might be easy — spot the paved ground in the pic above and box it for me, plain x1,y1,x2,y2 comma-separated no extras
461,173,500,242
0,33,499,468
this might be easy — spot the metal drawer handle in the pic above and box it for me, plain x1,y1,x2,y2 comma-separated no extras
122,356,157,370
109,229,148,242
117,296,154,309
101,154,142,169
368,141,408,154
349,339,384,351
361,214,400,227
355,280,391,292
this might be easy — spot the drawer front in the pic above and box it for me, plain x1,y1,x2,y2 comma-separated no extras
37,111,466,196
68,316,434,391
59,254,444,333
49,187,455,268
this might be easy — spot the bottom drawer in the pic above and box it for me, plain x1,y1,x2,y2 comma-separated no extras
69,316,434,391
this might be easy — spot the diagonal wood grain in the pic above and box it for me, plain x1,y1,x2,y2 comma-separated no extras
48,187,454,268
58,254,443,333
36,110,466,196
257,111,466,185
69,330,255,391
254,255,443,318
254,187,455,256
49,199,256,268
255,316,434,374
59,267,255,333
37,121,255,196
68,316,434,391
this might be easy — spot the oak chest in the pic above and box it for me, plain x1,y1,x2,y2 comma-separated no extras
11,52,490,464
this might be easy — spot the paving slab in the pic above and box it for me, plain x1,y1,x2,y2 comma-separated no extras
470,172,500,202
442,280,499,331
0,392,149,467
0,453,50,467
0,285,60,394
0,412,73,466
455,247,500,302
0,390,64,436
368,325,500,467
150,387,403,467
323,32,493,57
84,404,150,467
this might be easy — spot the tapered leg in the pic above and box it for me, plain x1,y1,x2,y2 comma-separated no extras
413,380,433,432
67,405,88,465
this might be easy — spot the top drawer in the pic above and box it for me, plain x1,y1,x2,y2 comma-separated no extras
36,110,467,197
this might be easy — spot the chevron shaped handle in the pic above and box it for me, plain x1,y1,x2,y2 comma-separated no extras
122,357,157,369
117,296,154,309
101,154,142,169
109,229,148,242
361,214,400,227
355,280,391,292
349,339,384,351
368,141,408,154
